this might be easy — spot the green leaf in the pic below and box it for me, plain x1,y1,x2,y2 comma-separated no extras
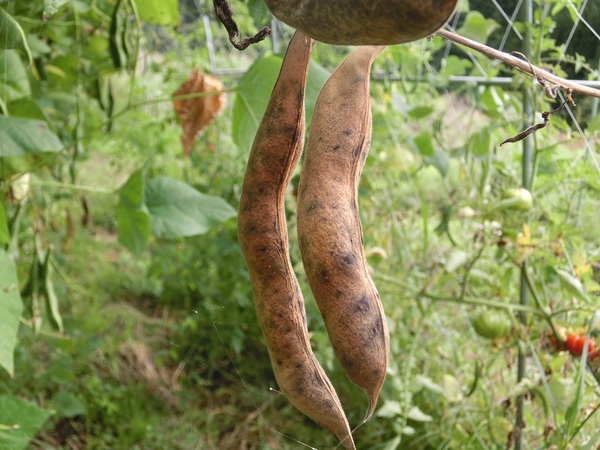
413,131,435,157
145,176,237,239
415,374,444,394
305,59,330,126
118,169,150,257
406,406,433,422
424,150,450,176
248,0,271,28
51,392,86,418
7,98,47,121
0,50,31,102
469,128,492,155
547,376,574,413
0,116,63,178
457,11,499,44
118,208,150,256
438,55,471,85
233,55,283,155
232,54,329,155
0,8,32,65
136,0,179,25
0,202,8,245
0,395,51,450
408,106,434,119
376,400,402,418
554,268,591,303
43,252,63,333
0,249,24,376
0,116,62,157
43,0,69,19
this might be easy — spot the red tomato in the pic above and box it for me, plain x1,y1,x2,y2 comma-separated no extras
565,334,595,356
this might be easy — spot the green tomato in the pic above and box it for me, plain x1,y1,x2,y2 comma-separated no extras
496,188,533,211
472,310,512,340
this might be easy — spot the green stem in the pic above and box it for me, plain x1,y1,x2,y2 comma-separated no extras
374,273,543,316
28,180,114,194
515,1,535,447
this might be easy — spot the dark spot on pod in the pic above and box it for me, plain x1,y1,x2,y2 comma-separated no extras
242,222,258,236
295,361,303,370
353,295,371,314
255,245,268,253
305,199,323,214
275,359,282,366
293,378,306,394
317,265,330,283
332,144,341,151
334,289,343,298
342,356,355,370
341,253,357,266
342,129,353,137
370,315,384,338
323,398,335,411
257,184,268,195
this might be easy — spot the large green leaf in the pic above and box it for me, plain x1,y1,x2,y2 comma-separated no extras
135,0,179,25
0,116,63,178
145,176,236,239
0,50,31,103
0,395,51,449
248,0,271,28
0,116,63,157
305,59,330,127
0,7,32,64
232,54,329,155
117,169,150,257
0,249,24,376
232,55,282,155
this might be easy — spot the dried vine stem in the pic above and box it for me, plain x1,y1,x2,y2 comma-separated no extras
436,29,600,99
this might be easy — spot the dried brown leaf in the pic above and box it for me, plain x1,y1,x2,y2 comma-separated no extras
173,69,226,156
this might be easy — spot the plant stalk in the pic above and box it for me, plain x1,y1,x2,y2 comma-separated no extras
515,1,535,449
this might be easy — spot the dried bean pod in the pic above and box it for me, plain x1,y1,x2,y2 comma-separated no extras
297,45,389,421
264,0,458,45
237,32,355,450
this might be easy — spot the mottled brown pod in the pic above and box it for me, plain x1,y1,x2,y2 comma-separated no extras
297,46,389,421
264,0,458,45
237,32,355,450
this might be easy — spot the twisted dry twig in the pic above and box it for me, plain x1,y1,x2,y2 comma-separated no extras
436,29,600,99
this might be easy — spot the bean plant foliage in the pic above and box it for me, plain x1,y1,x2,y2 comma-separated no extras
0,0,599,448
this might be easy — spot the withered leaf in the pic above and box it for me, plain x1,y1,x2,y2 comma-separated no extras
173,69,226,156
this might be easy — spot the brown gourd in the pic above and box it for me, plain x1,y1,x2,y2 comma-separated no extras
237,32,356,450
264,0,458,45
296,45,389,421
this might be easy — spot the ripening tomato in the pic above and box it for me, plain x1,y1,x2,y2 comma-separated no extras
472,310,512,340
565,334,595,356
